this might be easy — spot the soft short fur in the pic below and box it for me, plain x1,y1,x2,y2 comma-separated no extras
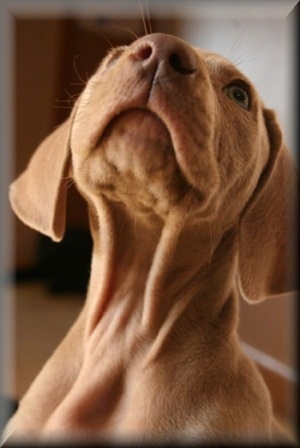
4,33,297,444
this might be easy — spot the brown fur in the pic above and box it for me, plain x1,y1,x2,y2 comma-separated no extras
4,33,297,444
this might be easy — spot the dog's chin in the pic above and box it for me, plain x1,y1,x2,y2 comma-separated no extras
98,108,175,173
89,109,199,216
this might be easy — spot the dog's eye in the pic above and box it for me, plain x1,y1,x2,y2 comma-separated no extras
225,85,249,110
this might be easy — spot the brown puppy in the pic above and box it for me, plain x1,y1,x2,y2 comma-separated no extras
4,33,297,444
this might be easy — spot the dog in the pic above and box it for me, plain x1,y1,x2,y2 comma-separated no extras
3,33,297,444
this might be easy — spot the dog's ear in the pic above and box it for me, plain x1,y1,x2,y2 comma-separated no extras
9,118,72,242
238,109,298,303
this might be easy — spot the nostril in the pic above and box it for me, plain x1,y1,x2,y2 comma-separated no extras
130,35,197,77
132,44,153,61
169,52,196,75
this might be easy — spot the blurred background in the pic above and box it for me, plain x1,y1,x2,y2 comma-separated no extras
0,0,298,439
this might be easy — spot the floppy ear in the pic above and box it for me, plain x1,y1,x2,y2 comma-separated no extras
238,109,298,303
9,118,72,242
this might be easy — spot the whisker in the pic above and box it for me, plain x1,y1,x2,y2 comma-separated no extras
104,15,139,41
55,98,76,104
235,56,271,67
71,81,89,86
112,24,139,41
53,105,74,110
226,25,245,62
139,0,149,36
232,38,270,67
54,91,81,111
62,177,75,190
103,34,116,50
73,55,88,86
145,0,152,35
65,90,81,99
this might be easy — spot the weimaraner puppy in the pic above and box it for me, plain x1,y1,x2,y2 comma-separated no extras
4,33,297,444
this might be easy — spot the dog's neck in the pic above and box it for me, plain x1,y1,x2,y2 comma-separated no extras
84,196,239,358
39,197,242,434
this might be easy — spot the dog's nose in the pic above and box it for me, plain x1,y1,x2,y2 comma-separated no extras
130,33,197,80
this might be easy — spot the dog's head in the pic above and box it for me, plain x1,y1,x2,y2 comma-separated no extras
10,33,297,303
